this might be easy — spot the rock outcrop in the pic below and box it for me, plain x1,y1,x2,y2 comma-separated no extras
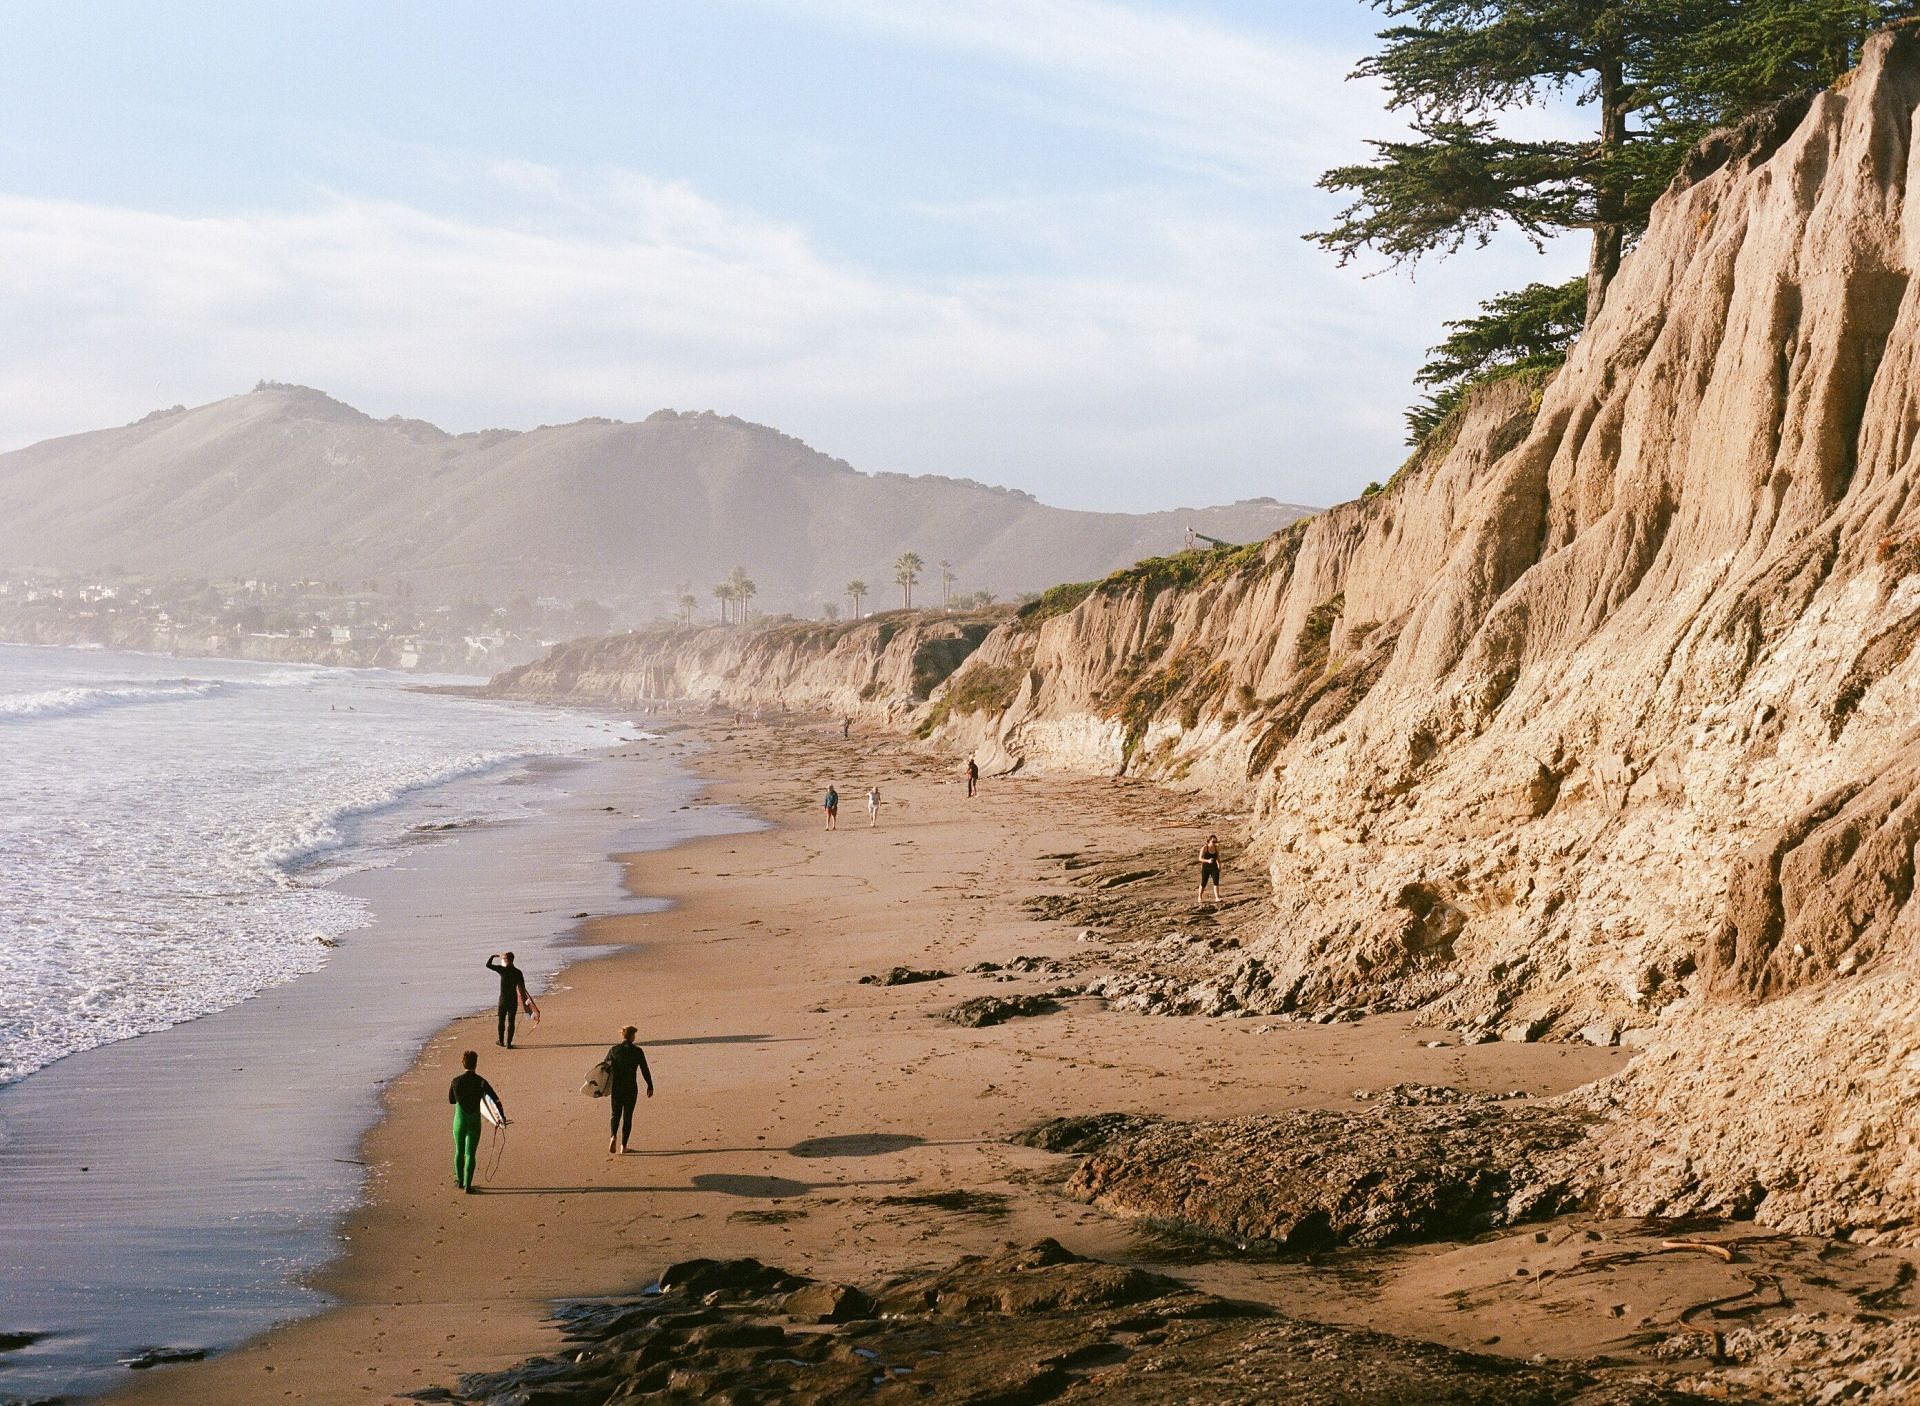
912,24,1920,1236
488,609,1006,723
422,1241,1713,1405
1066,1087,1591,1252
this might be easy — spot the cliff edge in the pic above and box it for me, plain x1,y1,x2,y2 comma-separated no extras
928,24,1920,1235
496,26,1920,1237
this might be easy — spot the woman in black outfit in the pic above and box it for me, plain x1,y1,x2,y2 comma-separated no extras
605,1025,654,1154
1197,834,1222,904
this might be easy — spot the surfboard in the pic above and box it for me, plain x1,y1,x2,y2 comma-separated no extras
581,1061,611,1099
481,1091,506,1128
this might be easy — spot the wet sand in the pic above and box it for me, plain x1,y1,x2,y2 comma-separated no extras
105,717,1646,1403
0,744,746,1402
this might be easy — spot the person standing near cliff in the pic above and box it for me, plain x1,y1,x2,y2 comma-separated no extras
603,1025,654,1154
966,758,979,798
866,785,880,827
486,952,536,1048
1197,834,1223,905
448,1049,501,1193
823,784,839,830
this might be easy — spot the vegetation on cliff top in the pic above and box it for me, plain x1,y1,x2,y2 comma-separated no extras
1317,0,1908,443
1014,538,1277,632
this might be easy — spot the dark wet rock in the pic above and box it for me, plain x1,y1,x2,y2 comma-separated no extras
859,966,951,986
1068,1095,1592,1251
780,1282,875,1323
0,1331,46,1352
1012,1111,1160,1154
878,1188,1011,1219
656,1256,803,1299
419,1242,1714,1405
944,993,1060,1027
121,1345,208,1369
967,954,1069,979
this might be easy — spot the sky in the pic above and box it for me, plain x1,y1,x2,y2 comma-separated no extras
0,0,1586,512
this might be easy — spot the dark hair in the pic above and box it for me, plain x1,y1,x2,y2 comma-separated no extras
503,951,514,963
621,1025,637,1042
462,1049,478,1071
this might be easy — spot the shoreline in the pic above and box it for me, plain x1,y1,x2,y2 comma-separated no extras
0,732,748,1403
99,713,1650,1404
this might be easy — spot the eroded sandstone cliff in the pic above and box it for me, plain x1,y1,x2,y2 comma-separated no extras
489,609,1009,724
920,25,1920,1234
495,27,1920,1236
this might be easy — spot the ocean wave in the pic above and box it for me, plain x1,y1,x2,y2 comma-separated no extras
0,679,228,722
258,751,528,876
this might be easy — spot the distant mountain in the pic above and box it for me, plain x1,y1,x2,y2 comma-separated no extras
0,385,1315,612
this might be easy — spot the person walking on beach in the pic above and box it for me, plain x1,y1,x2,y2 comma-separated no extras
603,1025,655,1154
1197,833,1223,905
486,952,535,1048
448,1050,501,1193
965,757,979,798
866,785,881,827
842,717,852,739
823,784,839,830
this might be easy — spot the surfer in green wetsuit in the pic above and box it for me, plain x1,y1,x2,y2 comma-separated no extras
448,1049,501,1193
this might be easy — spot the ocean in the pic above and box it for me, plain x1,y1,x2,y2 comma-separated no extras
0,643,742,1401
0,643,618,1086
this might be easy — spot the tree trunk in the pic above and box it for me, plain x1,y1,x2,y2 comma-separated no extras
1585,39,1629,328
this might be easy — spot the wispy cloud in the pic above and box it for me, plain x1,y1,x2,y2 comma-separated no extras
0,154,1551,509
764,0,1386,181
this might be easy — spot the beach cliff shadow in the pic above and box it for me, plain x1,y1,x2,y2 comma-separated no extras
623,1132,948,1159
519,1035,799,1050
477,1172,909,1198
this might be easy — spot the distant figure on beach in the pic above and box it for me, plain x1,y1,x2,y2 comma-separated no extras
823,784,839,830
1197,833,1223,904
486,952,536,1047
842,717,852,739
966,758,979,798
866,785,880,826
448,1050,501,1193
604,1025,655,1155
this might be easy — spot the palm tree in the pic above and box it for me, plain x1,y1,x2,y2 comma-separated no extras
845,579,867,619
677,593,698,624
938,559,956,606
894,551,923,610
712,581,734,623
725,566,756,623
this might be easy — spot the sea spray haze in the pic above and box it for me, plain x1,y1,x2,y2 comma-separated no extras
0,643,618,1084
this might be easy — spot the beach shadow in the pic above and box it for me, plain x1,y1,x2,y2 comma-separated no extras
788,1132,923,1159
521,1035,797,1050
691,1173,815,1198
480,1173,909,1199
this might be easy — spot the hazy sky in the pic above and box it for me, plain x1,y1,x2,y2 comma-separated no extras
0,0,1584,511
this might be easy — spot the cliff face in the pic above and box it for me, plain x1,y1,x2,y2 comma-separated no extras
923,26,1920,1233
490,610,1009,724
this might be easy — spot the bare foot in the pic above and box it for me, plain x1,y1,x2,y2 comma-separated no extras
608,1137,618,1154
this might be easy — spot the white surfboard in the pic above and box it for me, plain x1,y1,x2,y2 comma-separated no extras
481,1091,506,1128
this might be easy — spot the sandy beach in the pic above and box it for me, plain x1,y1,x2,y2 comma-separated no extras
84,711,1695,1404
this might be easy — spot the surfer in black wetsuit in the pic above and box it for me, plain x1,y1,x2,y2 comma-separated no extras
604,1025,654,1154
486,952,532,1047
448,1049,501,1193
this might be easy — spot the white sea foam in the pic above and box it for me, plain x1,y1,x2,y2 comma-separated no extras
0,679,227,721
0,644,620,1084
